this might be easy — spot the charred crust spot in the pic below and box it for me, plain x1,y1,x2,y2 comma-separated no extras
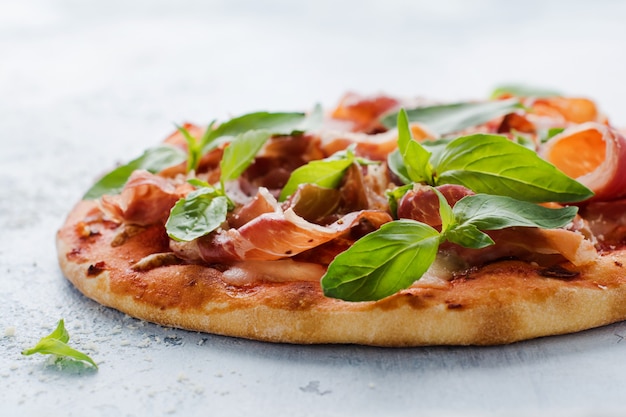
285,250,293,255
538,265,580,280
87,261,106,277
67,247,83,261
307,239,314,243
615,261,623,267
447,302,463,310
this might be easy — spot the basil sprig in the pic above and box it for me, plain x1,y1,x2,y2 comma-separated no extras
388,111,593,203
321,192,578,301
381,98,522,135
166,108,324,241
200,106,322,154
22,319,98,369
83,145,186,200
490,84,561,99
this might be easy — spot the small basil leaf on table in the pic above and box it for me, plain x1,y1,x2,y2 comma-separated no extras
21,319,98,369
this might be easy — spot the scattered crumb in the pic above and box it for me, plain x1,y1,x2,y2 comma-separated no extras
194,385,205,394
137,338,151,348
215,372,223,378
82,342,99,352
177,372,188,382
110,325,122,335
4,326,16,337
368,382,376,389
120,340,131,346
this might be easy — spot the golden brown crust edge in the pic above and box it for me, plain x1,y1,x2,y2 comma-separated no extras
57,201,626,346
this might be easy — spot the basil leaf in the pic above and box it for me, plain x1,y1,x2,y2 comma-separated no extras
201,111,313,154
279,149,355,202
166,190,229,241
433,134,594,203
387,149,411,184
490,84,561,99
321,220,440,301
220,129,272,185
176,124,202,172
83,145,186,199
381,98,521,135
445,223,494,249
396,108,433,183
386,183,413,219
21,319,97,369
452,194,578,231
541,127,565,143
434,187,455,234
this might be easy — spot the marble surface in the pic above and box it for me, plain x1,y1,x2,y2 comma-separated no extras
2,1,626,416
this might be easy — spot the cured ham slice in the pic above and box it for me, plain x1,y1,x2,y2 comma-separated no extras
443,227,597,268
171,197,392,263
397,184,474,227
541,122,626,201
100,170,191,226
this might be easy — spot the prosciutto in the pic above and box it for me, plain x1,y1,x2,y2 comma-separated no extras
541,122,626,201
100,170,191,226
171,187,392,263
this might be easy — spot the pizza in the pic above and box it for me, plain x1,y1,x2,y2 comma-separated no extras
56,87,626,346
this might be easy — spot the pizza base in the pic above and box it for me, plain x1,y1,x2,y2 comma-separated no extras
57,200,626,346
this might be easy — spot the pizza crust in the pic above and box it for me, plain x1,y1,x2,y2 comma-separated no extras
57,201,626,346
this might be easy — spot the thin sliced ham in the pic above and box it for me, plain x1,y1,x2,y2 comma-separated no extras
100,170,191,226
170,186,393,263
443,227,597,268
541,122,626,201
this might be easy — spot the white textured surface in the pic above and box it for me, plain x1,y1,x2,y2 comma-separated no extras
2,1,626,416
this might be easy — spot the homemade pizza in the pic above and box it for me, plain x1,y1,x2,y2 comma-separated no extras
57,86,626,346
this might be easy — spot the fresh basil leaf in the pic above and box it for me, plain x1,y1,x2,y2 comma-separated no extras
386,183,413,219
321,220,440,301
434,187,455,234
396,108,433,183
220,129,272,185
445,223,494,249
166,190,229,241
433,134,594,203
83,145,186,199
541,127,565,143
201,111,311,154
279,149,355,202
381,98,521,135
490,84,561,99
387,149,411,184
176,124,202,173
452,194,578,231
21,319,97,369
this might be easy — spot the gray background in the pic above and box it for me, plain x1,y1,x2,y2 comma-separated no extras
2,1,626,416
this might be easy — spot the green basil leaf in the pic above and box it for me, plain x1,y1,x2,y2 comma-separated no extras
434,187,455,234
176,124,202,173
21,319,97,369
321,220,440,301
387,149,411,184
490,84,561,99
166,190,229,241
83,145,186,199
381,98,521,135
201,111,313,154
541,127,565,143
433,134,594,203
396,108,433,183
444,223,494,249
452,194,578,231
279,149,354,202
220,129,272,185
386,183,413,219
